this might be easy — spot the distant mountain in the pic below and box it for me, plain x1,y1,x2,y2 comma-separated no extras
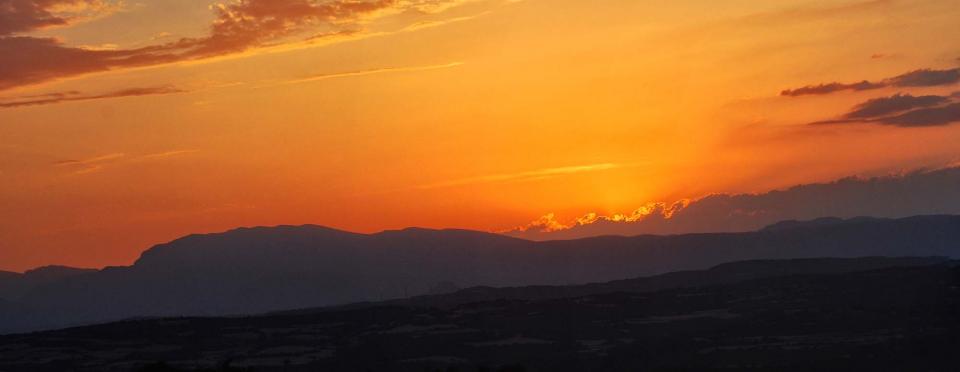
0,271,18,280
508,166,960,240
0,271,19,299
1,257,957,372
0,266,96,301
23,266,97,282
760,216,849,231
3,215,960,334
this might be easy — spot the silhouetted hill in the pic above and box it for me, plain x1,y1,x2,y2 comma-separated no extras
352,256,950,310
23,266,97,282
760,216,849,231
0,270,18,280
0,271,20,299
0,258,956,371
0,266,95,301
3,215,960,334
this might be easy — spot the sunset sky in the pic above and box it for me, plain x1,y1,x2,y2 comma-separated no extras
1,0,959,271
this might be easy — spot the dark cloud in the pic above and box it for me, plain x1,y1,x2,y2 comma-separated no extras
780,80,882,96
876,103,960,127
0,0,112,35
506,166,960,240
160,0,396,58
888,68,960,87
781,68,960,97
0,36,155,91
810,93,960,127
0,0,408,91
0,85,185,108
843,93,951,119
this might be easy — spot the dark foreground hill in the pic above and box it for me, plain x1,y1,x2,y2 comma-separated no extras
0,257,957,372
347,256,950,310
3,215,960,334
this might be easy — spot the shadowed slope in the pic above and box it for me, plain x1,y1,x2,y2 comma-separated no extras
0,258,957,372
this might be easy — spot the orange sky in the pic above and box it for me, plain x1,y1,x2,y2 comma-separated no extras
1,0,960,271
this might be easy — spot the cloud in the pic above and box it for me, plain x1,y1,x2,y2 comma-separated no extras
507,201,690,236
55,149,197,175
281,61,464,85
55,152,125,174
887,68,960,87
0,85,185,108
55,152,124,166
512,213,568,233
419,163,624,189
875,102,960,127
396,10,491,32
810,93,960,127
0,0,490,91
781,68,960,97
780,81,883,97
136,149,199,160
170,0,397,58
505,166,960,240
842,93,951,119
0,0,120,35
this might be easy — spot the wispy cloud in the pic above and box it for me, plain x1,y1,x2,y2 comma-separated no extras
398,11,492,33
55,149,198,175
0,85,185,109
419,163,625,190
55,152,125,167
55,152,126,175
781,68,960,97
281,62,465,85
136,149,200,160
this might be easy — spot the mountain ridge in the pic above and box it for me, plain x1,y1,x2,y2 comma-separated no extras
6,215,945,274
3,215,960,334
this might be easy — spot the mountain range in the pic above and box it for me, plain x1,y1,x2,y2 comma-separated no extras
2,215,960,334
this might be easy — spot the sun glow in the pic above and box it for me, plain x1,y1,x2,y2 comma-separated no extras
1,0,960,270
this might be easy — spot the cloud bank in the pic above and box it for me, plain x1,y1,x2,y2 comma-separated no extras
505,166,960,240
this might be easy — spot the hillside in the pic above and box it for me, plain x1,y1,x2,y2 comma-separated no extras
0,257,956,371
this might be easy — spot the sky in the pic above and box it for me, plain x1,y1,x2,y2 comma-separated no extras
1,0,959,272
